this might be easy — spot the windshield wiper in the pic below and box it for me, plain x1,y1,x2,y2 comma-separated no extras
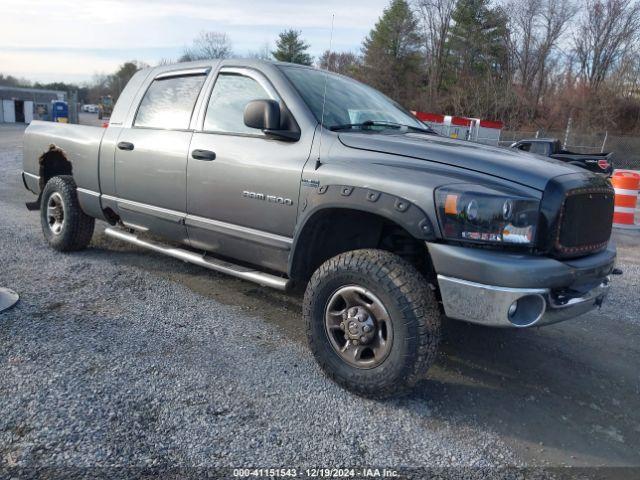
329,120,438,135
329,120,401,131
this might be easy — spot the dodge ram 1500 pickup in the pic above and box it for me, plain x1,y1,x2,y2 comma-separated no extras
22,59,616,397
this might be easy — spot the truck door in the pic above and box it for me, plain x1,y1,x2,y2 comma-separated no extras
186,67,311,272
113,70,207,242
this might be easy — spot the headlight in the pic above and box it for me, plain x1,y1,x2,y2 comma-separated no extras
435,185,540,246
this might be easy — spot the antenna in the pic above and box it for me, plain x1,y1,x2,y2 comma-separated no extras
316,13,335,170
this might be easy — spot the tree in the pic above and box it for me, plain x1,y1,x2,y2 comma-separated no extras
180,31,233,62
0,73,30,88
109,61,147,99
361,0,423,105
247,42,272,60
271,29,313,65
318,51,361,75
506,0,577,121
438,0,514,119
446,0,510,78
574,0,640,90
413,0,456,104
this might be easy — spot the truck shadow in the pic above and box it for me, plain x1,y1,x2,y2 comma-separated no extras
408,319,640,465
89,234,640,466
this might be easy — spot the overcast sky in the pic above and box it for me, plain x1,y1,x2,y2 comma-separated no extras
1,0,391,84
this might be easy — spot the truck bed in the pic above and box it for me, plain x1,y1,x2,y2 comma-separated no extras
23,120,106,195
554,150,611,157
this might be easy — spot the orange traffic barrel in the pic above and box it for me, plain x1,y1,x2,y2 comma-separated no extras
612,171,640,227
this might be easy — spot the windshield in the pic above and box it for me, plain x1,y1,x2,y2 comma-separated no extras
280,66,425,131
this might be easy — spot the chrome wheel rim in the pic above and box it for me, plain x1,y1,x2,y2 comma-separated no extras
324,285,393,369
46,192,65,235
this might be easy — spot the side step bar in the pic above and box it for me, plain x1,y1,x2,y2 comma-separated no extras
104,227,290,291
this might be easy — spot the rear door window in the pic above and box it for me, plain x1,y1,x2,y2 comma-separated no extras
134,74,206,130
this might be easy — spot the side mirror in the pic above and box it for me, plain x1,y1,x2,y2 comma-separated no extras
244,99,280,131
244,99,300,141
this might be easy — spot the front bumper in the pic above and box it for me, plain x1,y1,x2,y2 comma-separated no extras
437,274,610,327
427,242,615,328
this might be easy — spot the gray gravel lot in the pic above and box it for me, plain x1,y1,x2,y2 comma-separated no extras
1,124,639,474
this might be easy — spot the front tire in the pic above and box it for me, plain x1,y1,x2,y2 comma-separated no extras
303,249,441,398
40,175,95,252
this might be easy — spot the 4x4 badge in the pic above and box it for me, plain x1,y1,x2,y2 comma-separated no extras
301,178,320,188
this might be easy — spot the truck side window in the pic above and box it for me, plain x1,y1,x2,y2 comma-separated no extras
134,75,206,130
529,142,548,155
204,73,271,135
517,142,531,152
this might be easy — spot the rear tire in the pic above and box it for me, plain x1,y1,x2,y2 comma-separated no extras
303,249,441,398
40,175,95,252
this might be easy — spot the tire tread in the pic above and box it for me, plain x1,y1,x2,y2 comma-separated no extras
303,249,441,398
40,175,95,252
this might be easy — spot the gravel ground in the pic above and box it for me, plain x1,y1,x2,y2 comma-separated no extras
0,125,516,473
1,124,639,476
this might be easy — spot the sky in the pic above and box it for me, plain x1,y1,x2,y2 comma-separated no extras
1,0,391,84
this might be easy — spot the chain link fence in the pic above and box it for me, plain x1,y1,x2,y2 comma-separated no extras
499,130,640,171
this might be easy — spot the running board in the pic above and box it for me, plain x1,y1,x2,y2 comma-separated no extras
104,227,290,291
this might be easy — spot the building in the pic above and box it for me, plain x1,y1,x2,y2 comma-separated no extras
0,86,66,124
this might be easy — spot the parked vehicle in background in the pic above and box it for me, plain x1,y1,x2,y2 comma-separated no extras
98,96,113,119
50,101,69,123
510,138,613,176
82,104,98,113
21,59,616,397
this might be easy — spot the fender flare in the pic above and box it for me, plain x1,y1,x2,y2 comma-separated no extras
288,184,436,277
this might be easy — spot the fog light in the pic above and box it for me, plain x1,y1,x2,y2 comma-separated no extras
508,295,546,327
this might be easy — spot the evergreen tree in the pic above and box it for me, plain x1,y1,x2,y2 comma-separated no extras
272,30,313,65
446,0,509,79
361,0,423,105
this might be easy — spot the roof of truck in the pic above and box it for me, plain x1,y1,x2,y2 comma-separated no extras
141,58,316,76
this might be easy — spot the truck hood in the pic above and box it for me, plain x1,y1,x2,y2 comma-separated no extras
338,132,577,191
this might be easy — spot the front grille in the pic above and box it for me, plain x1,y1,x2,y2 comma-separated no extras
555,187,614,256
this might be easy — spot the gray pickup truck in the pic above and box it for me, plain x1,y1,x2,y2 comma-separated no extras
22,59,616,397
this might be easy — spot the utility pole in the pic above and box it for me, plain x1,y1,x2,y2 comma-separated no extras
563,116,572,150
601,131,608,153
68,90,79,124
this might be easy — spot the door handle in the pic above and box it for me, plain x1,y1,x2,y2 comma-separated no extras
117,141,134,151
191,149,216,161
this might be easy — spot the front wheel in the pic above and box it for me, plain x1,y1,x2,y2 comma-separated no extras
303,249,441,398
